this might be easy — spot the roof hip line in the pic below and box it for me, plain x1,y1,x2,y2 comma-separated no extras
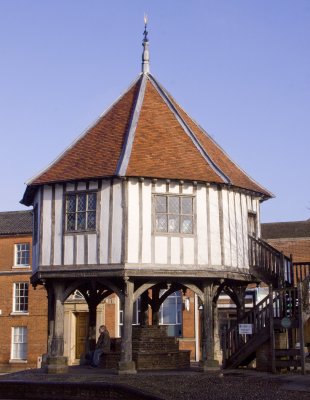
147,74,231,184
116,74,148,176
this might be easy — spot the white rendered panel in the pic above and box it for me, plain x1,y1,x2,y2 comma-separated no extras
255,198,261,237
77,182,86,191
142,181,152,263
171,237,181,264
229,192,237,267
88,234,97,264
66,183,75,192
42,185,52,265
76,235,84,265
182,184,193,195
241,194,249,268
127,180,139,263
209,187,221,265
32,192,41,272
183,237,194,264
64,235,74,265
222,188,231,266
168,182,179,194
196,186,208,265
235,192,244,267
155,236,168,264
53,185,63,265
99,180,110,264
111,180,122,263
155,181,166,193
89,181,98,190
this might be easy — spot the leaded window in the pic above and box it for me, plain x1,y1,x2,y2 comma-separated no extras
65,192,97,232
13,283,29,313
154,195,193,234
15,243,30,266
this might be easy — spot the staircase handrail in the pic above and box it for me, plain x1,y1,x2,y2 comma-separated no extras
223,293,271,360
248,235,293,286
223,286,300,365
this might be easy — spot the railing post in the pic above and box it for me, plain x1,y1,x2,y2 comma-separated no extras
269,284,275,373
297,282,306,375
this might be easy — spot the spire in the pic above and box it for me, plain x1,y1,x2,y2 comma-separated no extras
142,14,150,74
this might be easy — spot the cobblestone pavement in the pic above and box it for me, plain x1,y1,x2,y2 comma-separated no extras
0,366,309,400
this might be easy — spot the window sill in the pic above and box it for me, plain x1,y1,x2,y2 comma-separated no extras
154,232,195,238
12,265,30,269
64,230,97,235
9,359,27,364
10,312,29,316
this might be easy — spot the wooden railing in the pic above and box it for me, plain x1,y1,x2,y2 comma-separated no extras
222,293,271,362
248,235,293,286
222,286,300,367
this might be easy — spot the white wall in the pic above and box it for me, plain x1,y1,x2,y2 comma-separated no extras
38,178,262,271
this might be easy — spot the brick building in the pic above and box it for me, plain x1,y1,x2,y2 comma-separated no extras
0,211,47,372
262,219,310,261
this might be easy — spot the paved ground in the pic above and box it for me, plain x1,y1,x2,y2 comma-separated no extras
0,365,309,400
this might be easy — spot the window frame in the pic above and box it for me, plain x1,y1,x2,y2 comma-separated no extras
64,190,98,233
159,290,183,326
14,243,30,268
153,194,195,236
11,326,28,361
12,282,29,314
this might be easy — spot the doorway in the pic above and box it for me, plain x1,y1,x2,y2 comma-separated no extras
75,312,89,359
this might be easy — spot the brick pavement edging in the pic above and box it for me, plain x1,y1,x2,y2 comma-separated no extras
0,380,163,400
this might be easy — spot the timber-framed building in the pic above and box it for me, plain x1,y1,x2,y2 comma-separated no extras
21,22,309,374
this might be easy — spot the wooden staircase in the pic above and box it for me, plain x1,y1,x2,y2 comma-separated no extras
222,236,310,373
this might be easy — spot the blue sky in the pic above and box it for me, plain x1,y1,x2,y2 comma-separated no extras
0,1,309,222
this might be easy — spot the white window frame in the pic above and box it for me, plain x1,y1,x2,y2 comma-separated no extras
159,290,182,326
14,243,30,267
10,326,28,361
12,283,29,314
118,298,141,336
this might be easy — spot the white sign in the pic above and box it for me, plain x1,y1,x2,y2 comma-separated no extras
238,324,253,335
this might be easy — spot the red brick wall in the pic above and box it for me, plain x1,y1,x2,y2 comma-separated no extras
266,238,310,262
0,236,32,270
0,234,47,372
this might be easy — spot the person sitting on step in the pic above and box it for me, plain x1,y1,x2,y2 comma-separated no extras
91,325,111,367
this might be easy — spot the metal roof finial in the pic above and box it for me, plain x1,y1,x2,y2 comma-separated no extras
142,14,150,74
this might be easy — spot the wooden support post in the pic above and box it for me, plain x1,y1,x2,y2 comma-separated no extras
199,282,219,371
139,290,149,326
118,278,136,374
151,286,160,326
87,300,97,352
46,281,68,374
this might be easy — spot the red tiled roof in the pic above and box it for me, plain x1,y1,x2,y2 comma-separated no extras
22,73,272,205
29,78,141,185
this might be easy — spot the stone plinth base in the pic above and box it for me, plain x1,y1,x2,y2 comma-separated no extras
45,356,68,374
199,359,220,371
101,350,190,371
118,361,137,374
